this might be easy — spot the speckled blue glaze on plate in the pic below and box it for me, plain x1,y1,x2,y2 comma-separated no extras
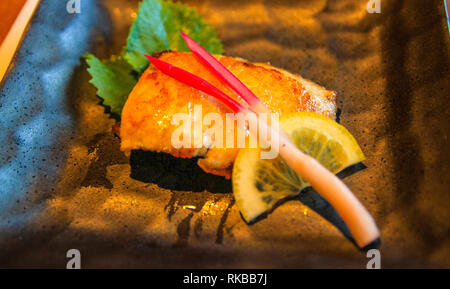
0,0,106,231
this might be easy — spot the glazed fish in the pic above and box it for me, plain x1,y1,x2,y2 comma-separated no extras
120,51,337,178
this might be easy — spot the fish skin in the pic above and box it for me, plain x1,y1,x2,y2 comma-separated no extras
120,51,337,178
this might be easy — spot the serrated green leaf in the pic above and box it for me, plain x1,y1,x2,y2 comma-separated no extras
84,54,136,115
124,0,223,72
85,0,223,116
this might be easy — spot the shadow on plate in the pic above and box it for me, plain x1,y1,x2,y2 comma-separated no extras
247,162,368,249
130,151,370,248
129,150,232,194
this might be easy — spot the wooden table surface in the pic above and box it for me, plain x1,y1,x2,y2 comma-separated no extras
0,0,27,45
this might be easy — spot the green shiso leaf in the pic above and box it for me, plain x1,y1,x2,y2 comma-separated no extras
85,0,223,116
124,0,223,72
84,54,136,115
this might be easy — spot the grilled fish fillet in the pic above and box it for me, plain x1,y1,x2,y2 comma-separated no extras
120,51,337,178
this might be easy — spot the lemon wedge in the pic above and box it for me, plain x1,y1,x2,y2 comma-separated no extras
232,112,365,223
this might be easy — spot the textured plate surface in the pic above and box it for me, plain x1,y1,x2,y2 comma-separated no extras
0,0,449,268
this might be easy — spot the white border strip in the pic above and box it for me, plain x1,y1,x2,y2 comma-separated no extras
0,0,41,84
